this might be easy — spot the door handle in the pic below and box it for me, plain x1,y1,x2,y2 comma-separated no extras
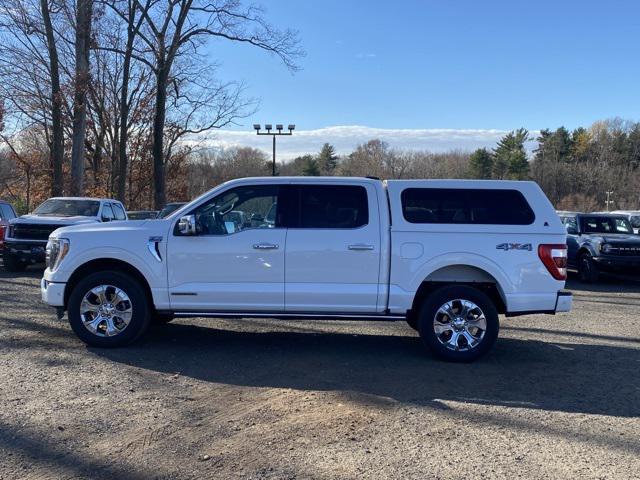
348,244,375,251
253,243,279,250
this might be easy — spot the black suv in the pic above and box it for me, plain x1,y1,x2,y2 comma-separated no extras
566,213,640,282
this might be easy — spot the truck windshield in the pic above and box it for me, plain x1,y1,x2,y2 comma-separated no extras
581,216,633,234
158,203,186,218
33,199,100,217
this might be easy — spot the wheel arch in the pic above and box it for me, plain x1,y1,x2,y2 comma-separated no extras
577,245,594,258
408,264,507,320
63,258,153,310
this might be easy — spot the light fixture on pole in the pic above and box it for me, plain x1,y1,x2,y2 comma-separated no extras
254,123,295,176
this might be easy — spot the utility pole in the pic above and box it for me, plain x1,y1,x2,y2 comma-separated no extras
254,124,295,176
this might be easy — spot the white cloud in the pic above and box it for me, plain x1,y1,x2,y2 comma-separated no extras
185,125,537,160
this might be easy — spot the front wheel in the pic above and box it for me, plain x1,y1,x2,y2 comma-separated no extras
67,271,151,347
578,252,599,283
417,285,499,362
151,313,174,326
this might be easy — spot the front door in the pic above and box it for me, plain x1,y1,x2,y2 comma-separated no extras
284,183,382,313
167,184,286,311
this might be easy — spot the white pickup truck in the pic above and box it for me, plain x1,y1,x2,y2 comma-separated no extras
41,177,572,361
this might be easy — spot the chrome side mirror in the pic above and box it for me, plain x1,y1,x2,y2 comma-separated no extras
178,215,197,235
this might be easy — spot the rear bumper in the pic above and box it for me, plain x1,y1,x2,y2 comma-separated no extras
554,290,572,312
505,290,572,317
41,277,66,307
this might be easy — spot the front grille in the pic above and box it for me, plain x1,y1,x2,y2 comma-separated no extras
10,223,67,241
606,244,640,256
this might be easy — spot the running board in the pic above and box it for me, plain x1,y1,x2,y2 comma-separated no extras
170,311,406,321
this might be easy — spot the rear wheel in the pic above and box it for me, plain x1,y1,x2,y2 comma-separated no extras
68,271,150,347
3,251,27,272
578,252,599,283
417,285,499,362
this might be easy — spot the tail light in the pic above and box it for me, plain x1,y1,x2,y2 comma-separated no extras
0,225,5,246
538,244,567,280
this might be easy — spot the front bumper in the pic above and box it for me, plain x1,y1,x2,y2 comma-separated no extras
41,277,66,307
593,255,640,273
4,239,47,263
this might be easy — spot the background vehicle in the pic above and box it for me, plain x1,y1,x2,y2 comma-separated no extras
566,213,640,282
0,200,17,252
127,210,159,220
4,197,127,272
556,210,581,226
157,202,187,219
41,177,571,362
611,210,640,234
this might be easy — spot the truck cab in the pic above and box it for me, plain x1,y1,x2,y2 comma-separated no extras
41,177,571,361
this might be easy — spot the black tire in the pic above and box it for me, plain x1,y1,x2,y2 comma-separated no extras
151,313,174,326
417,285,499,362
3,251,27,272
406,313,418,331
578,252,599,283
67,270,151,347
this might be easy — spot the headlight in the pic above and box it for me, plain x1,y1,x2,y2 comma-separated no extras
601,243,612,254
46,238,70,271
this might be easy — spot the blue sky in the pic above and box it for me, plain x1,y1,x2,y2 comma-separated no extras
201,0,640,157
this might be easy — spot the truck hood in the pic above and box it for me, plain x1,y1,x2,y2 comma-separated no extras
584,234,640,244
52,220,150,237
12,214,98,225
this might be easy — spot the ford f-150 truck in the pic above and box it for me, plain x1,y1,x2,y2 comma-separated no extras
41,177,572,362
4,197,127,272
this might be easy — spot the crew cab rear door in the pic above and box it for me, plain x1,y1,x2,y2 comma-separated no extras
283,182,382,313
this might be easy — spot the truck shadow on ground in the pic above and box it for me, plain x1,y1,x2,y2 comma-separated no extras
95,320,640,419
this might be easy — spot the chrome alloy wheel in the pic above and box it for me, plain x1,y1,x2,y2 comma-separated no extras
79,285,133,337
433,299,487,351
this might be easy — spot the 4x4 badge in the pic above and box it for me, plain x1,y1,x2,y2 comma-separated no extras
496,243,532,251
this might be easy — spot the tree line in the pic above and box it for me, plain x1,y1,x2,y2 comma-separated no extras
181,119,639,214
2,117,640,213
0,0,301,211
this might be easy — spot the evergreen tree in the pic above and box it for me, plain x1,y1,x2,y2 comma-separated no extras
302,156,321,176
469,148,494,179
317,142,338,174
493,128,530,180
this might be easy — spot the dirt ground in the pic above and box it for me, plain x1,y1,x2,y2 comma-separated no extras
0,268,639,480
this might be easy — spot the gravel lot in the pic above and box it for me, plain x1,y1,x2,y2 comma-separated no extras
1,267,639,480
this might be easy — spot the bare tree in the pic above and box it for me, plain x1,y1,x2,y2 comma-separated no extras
69,0,94,195
124,0,302,208
39,0,65,196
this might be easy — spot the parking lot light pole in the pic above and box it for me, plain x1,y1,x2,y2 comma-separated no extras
605,190,614,211
254,124,295,176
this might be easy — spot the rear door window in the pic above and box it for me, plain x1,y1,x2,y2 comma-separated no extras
401,188,535,225
101,204,115,221
112,203,127,220
293,185,369,229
